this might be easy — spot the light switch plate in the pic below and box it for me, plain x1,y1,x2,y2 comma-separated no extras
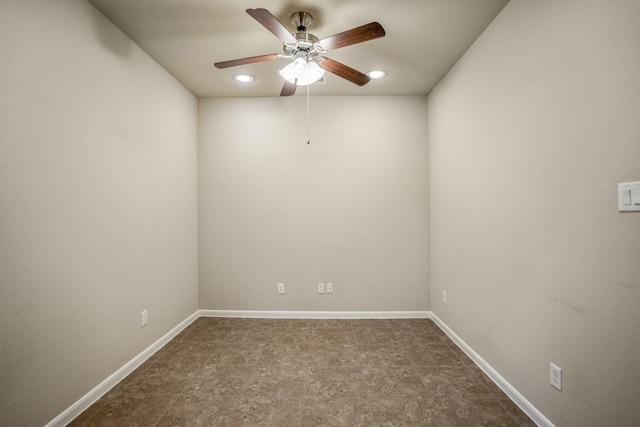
618,182,640,211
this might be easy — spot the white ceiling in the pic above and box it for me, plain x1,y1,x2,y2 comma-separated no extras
88,0,509,98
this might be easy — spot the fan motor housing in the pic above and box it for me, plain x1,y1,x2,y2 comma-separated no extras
295,32,319,46
283,32,321,58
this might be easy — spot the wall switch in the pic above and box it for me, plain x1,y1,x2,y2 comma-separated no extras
318,283,325,294
141,310,148,327
618,182,640,211
550,362,562,391
277,283,285,294
442,291,447,304
326,283,333,294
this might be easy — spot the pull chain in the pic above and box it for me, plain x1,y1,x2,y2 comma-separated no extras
307,84,310,144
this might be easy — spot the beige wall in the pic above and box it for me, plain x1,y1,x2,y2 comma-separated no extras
6,0,639,425
198,96,430,312
0,1,199,426
428,1,640,426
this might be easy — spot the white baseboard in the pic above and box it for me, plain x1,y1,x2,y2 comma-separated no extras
199,309,432,319
45,310,200,427
430,313,554,427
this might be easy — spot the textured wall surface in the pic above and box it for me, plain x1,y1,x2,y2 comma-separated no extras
198,96,430,312
428,1,640,425
0,1,199,425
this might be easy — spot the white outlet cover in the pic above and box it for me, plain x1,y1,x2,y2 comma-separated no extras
550,362,562,391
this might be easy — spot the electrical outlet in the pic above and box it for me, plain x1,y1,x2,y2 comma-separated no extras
442,291,447,304
318,283,325,294
326,283,333,294
141,310,148,327
277,283,285,294
550,362,562,391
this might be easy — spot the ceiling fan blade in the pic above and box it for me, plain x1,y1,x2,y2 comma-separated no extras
214,54,280,69
318,22,385,51
280,80,297,96
246,8,297,44
318,58,371,86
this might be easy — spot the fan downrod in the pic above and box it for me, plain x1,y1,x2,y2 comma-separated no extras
291,11,313,32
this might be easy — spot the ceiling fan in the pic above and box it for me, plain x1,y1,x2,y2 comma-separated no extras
214,8,386,96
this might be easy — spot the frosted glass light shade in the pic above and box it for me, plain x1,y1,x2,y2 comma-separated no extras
279,58,325,86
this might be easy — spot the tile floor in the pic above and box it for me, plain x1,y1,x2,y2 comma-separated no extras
68,318,536,426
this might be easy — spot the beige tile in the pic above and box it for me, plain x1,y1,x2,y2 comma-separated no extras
498,399,538,426
357,344,415,367
155,395,237,427
415,365,495,400
268,318,314,328
307,367,370,398
473,371,511,400
394,333,449,348
366,366,428,398
388,318,433,331
351,326,398,345
224,318,276,329
142,358,205,380
306,343,359,367
394,326,442,339
349,319,397,329
442,341,477,366
183,365,255,397
370,396,462,427
191,317,230,328
257,343,310,367
231,396,303,426
453,397,520,426
224,328,273,345
244,365,307,398
158,340,217,361
308,328,354,345
81,393,175,427
179,325,232,343
208,341,264,365
436,332,459,348
306,319,352,329
301,397,374,427
111,372,191,395
408,343,463,366
261,327,311,344
71,318,530,427
429,322,449,336
147,349,211,369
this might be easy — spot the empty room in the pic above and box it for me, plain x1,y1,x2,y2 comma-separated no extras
1,0,639,426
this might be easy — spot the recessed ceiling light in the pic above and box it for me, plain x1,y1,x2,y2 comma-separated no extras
234,74,254,83
367,70,386,80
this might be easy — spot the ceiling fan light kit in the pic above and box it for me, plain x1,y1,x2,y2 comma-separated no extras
214,8,386,96
279,58,325,86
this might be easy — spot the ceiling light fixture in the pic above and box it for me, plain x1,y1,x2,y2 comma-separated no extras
279,58,325,86
214,9,386,96
234,74,254,83
367,70,386,79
